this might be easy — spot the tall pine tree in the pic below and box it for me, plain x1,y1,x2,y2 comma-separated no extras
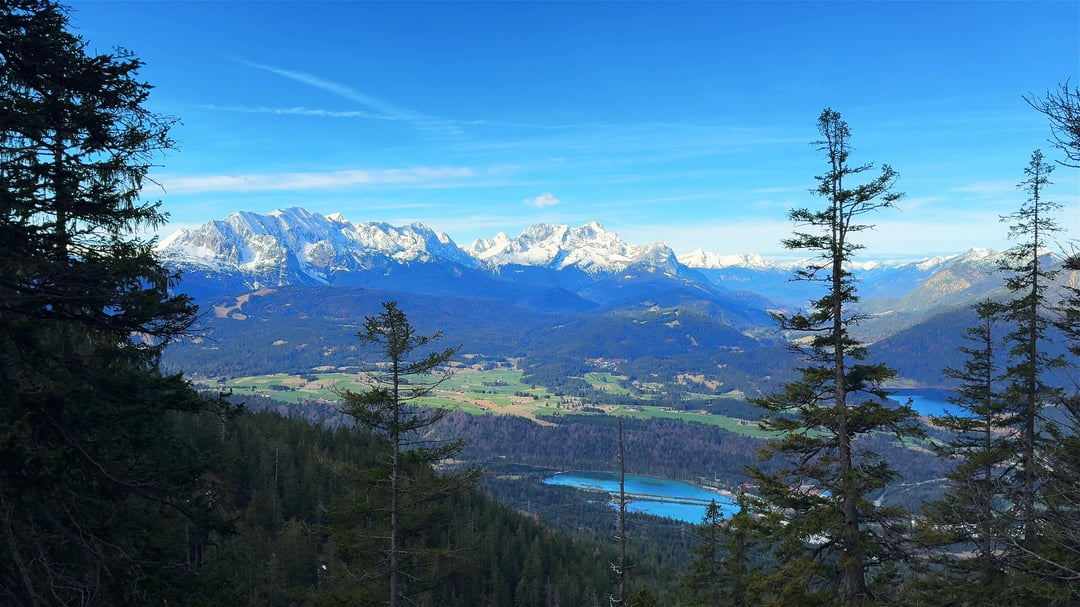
746,109,923,606
994,150,1079,600
998,149,1064,557
0,1,232,604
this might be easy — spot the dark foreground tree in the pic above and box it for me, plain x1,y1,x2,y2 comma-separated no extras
746,109,923,606
922,150,1077,604
682,493,762,607
0,1,232,604
1023,82,1080,596
330,301,477,607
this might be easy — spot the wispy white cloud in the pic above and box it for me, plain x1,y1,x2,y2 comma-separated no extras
895,196,941,212
234,58,461,135
199,104,381,119
158,167,476,194
613,218,795,257
525,192,561,208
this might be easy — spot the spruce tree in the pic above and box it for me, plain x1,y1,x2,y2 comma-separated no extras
681,500,726,606
919,300,1013,602
998,149,1065,556
746,109,923,606
682,492,761,607
993,151,1080,600
333,301,476,607
0,1,231,604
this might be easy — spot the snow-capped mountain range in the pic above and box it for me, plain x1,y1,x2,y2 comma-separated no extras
158,207,995,275
158,207,474,277
158,207,689,278
466,221,679,275
156,207,1013,309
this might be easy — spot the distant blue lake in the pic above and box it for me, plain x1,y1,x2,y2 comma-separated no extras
889,388,962,418
543,471,736,524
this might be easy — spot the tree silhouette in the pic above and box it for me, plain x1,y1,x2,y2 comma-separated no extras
0,1,232,603
746,109,923,606
334,301,476,607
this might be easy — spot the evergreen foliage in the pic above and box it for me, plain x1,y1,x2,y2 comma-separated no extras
745,109,924,606
332,301,478,606
175,407,658,607
682,493,763,607
918,300,1014,601
997,150,1067,570
918,148,1080,604
0,1,233,604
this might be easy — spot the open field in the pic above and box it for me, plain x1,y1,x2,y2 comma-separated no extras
206,365,765,435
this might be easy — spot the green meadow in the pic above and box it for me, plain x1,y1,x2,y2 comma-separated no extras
211,366,765,436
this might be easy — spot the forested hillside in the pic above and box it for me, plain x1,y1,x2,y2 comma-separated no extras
175,407,683,606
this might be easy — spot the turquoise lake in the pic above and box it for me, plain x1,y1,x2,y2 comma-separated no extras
889,388,961,417
542,391,959,524
543,471,736,524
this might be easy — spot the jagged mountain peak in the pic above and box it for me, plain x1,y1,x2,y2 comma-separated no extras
157,207,1020,308
159,210,685,280
156,208,475,287
467,220,676,275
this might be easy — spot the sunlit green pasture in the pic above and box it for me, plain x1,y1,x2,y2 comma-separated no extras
214,366,765,436
605,406,770,437
582,372,640,397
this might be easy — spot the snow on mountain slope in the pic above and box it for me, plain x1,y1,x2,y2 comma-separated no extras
467,221,678,275
678,249,792,270
161,210,692,277
157,207,474,284
156,207,1017,308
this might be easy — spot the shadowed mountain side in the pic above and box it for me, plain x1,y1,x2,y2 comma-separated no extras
163,286,791,396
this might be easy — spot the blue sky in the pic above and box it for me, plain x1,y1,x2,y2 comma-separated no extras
69,1,1078,259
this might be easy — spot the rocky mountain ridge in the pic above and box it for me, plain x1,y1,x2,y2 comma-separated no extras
157,207,1007,305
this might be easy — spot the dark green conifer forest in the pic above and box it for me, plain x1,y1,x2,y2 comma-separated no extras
2,1,1079,605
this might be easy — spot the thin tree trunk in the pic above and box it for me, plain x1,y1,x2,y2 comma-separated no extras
390,362,401,607
831,152,865,607
1023,196,1040,552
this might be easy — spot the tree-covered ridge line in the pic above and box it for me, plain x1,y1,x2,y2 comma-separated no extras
173,405,682,606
